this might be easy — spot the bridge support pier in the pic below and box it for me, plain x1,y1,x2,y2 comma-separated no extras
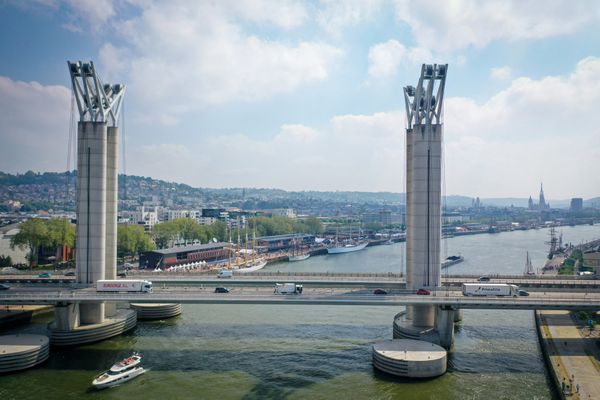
53,303,79,331
436,306,456,349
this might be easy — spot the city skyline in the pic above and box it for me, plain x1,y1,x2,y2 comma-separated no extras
1,1,599,198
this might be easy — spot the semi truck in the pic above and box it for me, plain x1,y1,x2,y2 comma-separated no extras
96,280,153,293
462,283,519,297
274,283,303,294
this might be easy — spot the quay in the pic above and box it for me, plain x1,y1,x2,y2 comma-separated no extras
536,310,600,399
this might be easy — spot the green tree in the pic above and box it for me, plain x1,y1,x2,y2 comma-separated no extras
118,224,155,258
47,218,75,266
298,217,324,235
10,218,51,268
0,255,12,268
152,221,179,248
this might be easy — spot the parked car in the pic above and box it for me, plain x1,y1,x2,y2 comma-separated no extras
64,272,75,277
214,287,230,293
117,272,127,278
38,272,52,278
518,290,530,297
416,288,431,295
0,283,10,290
478,276,490,282
373,288,388,295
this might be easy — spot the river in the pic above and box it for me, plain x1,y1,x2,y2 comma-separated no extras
1,224,598,400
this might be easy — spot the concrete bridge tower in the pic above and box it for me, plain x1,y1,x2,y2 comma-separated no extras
49,61,136,345
373,64,451,379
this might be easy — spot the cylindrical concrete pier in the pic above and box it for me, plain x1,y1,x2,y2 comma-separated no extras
130,303,182,320
50,309,136,346
372,339,446,378
0,334,49,373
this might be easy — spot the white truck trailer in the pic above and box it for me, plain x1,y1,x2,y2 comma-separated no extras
274,283,303,294
96,280,153,293
462,283,519,297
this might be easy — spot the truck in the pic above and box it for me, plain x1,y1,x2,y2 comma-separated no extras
217,270,233,278
274,283,303,294
462,283,518,297
96,280,153,293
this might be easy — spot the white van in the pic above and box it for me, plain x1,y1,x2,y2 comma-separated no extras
217,270,233,278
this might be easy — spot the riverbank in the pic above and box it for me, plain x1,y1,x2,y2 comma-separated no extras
0,305,53,330
535,310,600,399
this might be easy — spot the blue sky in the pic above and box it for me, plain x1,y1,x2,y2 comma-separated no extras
0,0,599,199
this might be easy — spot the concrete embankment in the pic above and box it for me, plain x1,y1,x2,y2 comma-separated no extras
535,310,600,399
0,306,53,330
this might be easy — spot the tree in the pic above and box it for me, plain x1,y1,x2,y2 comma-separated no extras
0,255,12,268
47,218,75,266
117,224,155,259
10,218,51,268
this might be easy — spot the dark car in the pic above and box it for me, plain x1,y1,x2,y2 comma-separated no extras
518,290,530,297
478,276,490,282
214,287,230,293
117,272,127,278
38,272,51,278
0,283,10,290
64,271,75,277
373,288,388,295
416,288,431,295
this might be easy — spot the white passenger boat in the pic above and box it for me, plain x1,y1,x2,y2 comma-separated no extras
92,354,145,389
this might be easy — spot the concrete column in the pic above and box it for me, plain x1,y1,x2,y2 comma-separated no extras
80,303,105,325
53,303,80,330
405,130,414,320
76,122,107,284
105,127,118,318
76,121,107,324
436,307,455,349
406,124,443,329
409,124,442,290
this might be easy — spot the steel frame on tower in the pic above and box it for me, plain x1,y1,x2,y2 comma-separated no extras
403,64,447,129
67,61,126,126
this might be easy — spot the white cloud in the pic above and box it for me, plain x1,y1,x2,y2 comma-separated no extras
95,1,342,124
490,66,512,81
367,40,432,78
317,0,384,38
444,57,600,197
0,77,71,173
394,0,600,52
127,110,406,191
276,124,319,143
228,0,309,30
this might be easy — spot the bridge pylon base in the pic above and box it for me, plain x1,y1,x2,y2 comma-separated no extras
49,308,136,346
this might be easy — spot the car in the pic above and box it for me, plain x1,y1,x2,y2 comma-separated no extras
214,287,230,293
38,272,52,278
518,290,530,296
64,271,75,277
416,288,431,295
373,288,388,295
0,283,10,290
117,272,127,278
478,276,490,282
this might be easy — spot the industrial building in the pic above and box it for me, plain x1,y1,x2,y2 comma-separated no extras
139,242,231,270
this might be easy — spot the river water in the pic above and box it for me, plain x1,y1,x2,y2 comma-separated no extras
1,225,599,400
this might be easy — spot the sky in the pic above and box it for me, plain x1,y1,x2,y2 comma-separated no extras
0,0,599,200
